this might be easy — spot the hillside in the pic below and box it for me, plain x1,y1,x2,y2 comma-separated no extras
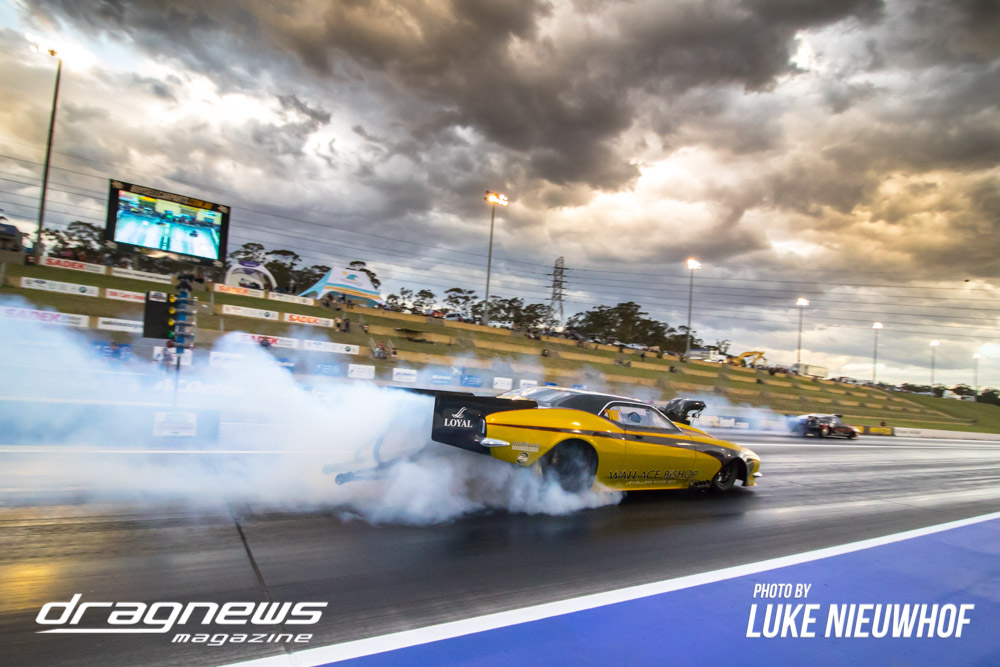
3,260,999,433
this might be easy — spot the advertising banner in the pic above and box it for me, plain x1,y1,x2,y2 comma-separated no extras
460,374,483,388
492,377,513,390
348,364,375,380
314,362,343,376
215,283,266,299
234,333,299,349
210,351,245,369
21,277,99,297
302,340,359,355
110,267,173,284
270,293,315,306
153,412,198,437
1,306,89,328
519,379,539,389
97,317,144,334
41,256,106,274
392,368,418,383
105,288,147,303
284,313,333,328
221,304,280,320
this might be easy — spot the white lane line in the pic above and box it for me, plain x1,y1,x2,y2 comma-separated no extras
735,441,1000,450
217,510,1000,667
0,447,316,455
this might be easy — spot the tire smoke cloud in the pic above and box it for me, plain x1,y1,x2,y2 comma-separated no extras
0,297,621,524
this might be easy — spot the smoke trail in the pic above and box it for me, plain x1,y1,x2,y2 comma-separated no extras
0,296,620,523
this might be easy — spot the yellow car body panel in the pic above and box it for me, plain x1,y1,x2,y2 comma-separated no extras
483,407,760,492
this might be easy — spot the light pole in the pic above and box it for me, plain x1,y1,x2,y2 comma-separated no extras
973,353,981,398
872,322,883,384
684,258,701,357
482,190,508,326
930,340,939,387
27,35,63,260
795,297,810,367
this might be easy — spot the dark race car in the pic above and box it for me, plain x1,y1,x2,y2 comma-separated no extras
787,413,860,439
659,398,706,426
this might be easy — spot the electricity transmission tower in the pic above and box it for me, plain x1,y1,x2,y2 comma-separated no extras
550,257,566,323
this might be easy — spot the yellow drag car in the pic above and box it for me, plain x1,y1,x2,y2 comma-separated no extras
430,386,761,493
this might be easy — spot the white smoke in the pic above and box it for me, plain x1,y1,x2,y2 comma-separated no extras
0,296,620,524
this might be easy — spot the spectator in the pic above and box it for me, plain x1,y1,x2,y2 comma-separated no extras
108,341,123,363
343,317,351,333
363,323,370,333
334,317,343,332
160,343,176,372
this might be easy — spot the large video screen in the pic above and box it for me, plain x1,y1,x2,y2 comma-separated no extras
104,179,230,265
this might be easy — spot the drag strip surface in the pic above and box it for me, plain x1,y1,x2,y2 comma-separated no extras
2,434,1000,666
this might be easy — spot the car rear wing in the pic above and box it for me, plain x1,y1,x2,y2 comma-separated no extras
427,391,536,454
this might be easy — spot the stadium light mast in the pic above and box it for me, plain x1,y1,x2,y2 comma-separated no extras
872,322,883,383
795,297,810,366
684,258,701,357
26,34,62,260
930,340,940,387
482,190,508,326
973,352,981,398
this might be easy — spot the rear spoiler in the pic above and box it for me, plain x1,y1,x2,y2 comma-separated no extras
425,390,536,455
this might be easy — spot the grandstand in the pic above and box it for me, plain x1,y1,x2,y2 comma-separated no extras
3,260,999,433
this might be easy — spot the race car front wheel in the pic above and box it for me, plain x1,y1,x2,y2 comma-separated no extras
710,461,738,492
542,441,597,493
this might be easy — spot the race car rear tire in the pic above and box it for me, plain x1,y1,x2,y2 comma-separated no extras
542,441,597,493
710,461,738,493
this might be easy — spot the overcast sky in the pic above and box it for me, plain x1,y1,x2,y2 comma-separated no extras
0,0,997,387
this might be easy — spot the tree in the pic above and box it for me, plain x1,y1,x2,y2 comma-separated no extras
348,260,380,289
443,287,478,317
229,242,266,266
715,340,732,355
264,249,301,292
412,289,436,314
950,384,974,397
293,265,329,293
566,301,695,352
978,388,1000,406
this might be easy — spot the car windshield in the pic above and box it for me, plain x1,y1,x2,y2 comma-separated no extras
603,404,680,432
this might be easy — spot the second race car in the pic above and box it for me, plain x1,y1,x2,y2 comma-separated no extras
786,413,860,439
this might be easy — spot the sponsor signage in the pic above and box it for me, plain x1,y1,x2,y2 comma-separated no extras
110,267,173,284
431,374,453,385
221,304,280,320
284,312,333,328
97,317,144,333
21,277,99,297
392,368,418,383
348,364,375,380
153,412,198,437
460,374,483,388
519,379,539,389
1,306,89,328
92,341,134,361
105,288,146,303
269,292,315,306
214,283,265,298
235,333,299,349
276,358,296,371
302,340,359,355
314,362,343,376
210,351,245,369
864,425,895,436
492,376,513,390
41,256,106,274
